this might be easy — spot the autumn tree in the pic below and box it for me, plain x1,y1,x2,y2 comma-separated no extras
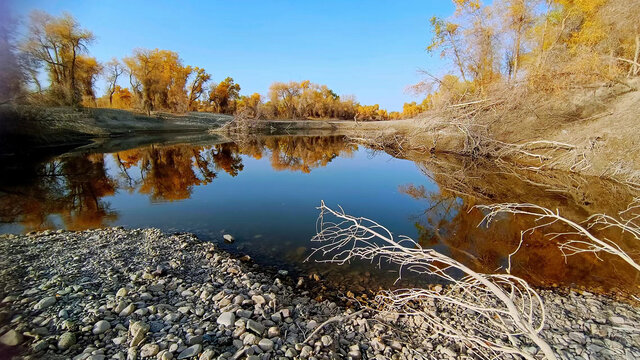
104,58,124,106
428,16,468,82
263,80,367,120
186,67,211,111
268,81,302,118
466,10,500,91
402,101,426,118
112,86,133,109
76,55,102,106
124,48,192,114
21,11,95,105
500,0,539,80
236,92,263,118
209,77,241,114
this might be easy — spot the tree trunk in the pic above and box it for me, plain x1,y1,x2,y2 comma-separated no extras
70,43,79,106
449,34,467,82
536,17,549,72
512,24,523,81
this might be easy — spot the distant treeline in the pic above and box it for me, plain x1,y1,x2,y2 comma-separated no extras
0,11,404,121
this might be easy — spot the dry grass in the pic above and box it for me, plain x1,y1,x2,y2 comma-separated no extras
353,78,640,185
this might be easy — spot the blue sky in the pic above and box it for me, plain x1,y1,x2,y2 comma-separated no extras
8,1,455,111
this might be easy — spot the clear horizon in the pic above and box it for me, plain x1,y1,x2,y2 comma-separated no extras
7,0,454,112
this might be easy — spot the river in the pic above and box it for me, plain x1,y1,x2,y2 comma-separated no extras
1,134,638,297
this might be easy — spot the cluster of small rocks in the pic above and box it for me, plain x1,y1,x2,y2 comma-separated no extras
0,228,639,360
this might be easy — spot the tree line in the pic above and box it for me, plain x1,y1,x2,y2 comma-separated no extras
0,10,411,120
416,0,640,109
5,2,632,121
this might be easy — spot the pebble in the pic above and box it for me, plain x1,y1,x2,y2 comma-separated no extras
177,344,202,359
199,349,215,360
321,335,333,347
243,333,258,345
120,303,136,316
58,309,69,318
247,320,265,335
300,345,313,358
34,296,56,310
252,295,266,305
258,338,274,351
32,339,48,352
58,331,77,350
127,346,137,360
157,350,173,360
129,321,150,347
187,335,203,345
609,316,625,325
569,331,587,344
217,312,235,327
116,287,128,298
267,326,280,338
0,329,23,346
93,320,111,335
140,343,160,357
0,228,638,360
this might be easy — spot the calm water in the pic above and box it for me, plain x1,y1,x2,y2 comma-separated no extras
1,135,639,295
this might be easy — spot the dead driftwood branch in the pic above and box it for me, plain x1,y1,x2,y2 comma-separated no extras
449,99,492,108
477,201,640,273
302,309,365,344
308,201,558,360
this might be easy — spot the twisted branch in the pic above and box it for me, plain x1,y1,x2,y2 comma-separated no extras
477,202,640,273
308,201,557,360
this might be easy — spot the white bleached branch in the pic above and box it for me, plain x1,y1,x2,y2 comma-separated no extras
477,202,640,273
308,201,557,360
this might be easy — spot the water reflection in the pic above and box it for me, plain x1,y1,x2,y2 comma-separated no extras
239,136,357,173
399,154,640,296
0,136,356,230
0,154,117,231
1,136,638,297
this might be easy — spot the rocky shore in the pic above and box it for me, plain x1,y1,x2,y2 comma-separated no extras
0,228,639,360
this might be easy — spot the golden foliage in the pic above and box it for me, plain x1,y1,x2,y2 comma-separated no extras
21,11,95,105
123,48,193,114
410,0,640,117
208,77,241,114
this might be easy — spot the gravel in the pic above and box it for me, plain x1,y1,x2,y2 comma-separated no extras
0,227,639,359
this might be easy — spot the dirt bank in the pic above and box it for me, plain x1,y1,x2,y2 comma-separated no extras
0,106,233,155
397,81,640,183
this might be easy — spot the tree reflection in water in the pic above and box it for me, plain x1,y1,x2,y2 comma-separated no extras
399,156,640,297
0,136,355,232
0,154,117,231
2,137,639,296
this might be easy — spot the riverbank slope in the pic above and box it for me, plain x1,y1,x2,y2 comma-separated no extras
0,106,232,156
251,80,640,183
